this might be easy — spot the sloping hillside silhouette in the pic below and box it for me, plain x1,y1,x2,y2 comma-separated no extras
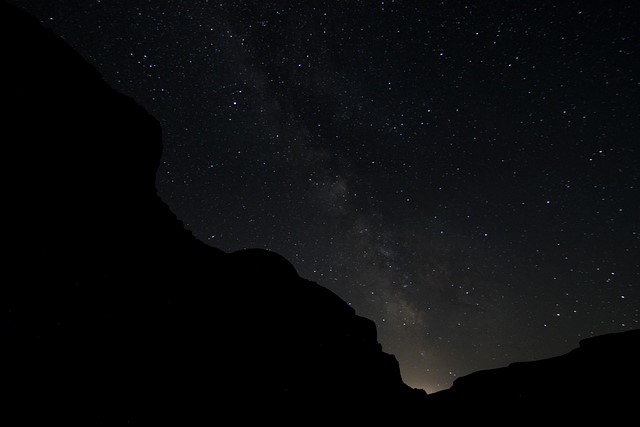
0,1,425,423
428,329,640,420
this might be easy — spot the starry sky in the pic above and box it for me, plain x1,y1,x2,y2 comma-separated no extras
12,0,639,392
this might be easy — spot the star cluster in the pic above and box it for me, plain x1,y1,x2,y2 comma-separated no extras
14,0,639,391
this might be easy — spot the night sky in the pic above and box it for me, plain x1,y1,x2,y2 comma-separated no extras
12,0,639,392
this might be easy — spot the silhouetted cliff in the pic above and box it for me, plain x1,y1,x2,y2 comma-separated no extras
0,1,425,423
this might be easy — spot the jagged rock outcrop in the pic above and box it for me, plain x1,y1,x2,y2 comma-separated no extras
0,1,425,423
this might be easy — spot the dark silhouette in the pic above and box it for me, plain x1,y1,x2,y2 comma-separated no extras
428,329,640,420
0,1,424,423
1,1,638,423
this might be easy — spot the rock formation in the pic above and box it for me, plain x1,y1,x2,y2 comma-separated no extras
428,329,640,421
0,1,425,423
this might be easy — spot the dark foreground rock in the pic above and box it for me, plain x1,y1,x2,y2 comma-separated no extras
0,1,425,423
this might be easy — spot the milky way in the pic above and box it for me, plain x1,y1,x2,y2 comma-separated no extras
13,0,639,391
